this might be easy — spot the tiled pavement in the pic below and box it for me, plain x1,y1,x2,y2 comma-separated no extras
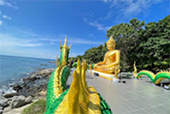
68,69,170,114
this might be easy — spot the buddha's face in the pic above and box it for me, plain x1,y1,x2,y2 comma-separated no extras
107,42,115,50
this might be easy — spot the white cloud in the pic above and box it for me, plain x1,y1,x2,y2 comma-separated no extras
0,0,18,9
40,37,103,45
0,30,102,59
104,11,113,20
0,29,103,59
0,20,2,26
84,0,163,32
0,46,58,59
83,17,112,31
0,33,92,59
102,0,112,3
88,21,112,31
0,0,17,26
69,38,103,45
0,32,59,59
2,15,11,20
19,30,39,37
0,0,4,5
102,0,163,15
0,33,42,47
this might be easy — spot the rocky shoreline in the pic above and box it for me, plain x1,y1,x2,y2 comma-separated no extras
0,68,55,114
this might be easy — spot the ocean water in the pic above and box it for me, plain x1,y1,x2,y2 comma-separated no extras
0,55,56,86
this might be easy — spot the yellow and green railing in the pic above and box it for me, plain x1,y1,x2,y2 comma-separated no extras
133,62,170,84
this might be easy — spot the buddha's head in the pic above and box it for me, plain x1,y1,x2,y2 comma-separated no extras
107,36,116,50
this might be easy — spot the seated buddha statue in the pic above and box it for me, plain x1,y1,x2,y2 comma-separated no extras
93,36,120,79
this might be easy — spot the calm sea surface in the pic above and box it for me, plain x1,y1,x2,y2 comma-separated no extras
0,55,56,86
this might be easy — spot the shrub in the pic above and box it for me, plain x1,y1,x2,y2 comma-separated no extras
22,99,46,114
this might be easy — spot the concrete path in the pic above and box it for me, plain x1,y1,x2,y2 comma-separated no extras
68,69,170,114
4,69,169,114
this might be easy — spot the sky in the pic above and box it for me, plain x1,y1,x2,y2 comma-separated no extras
0,0,169,59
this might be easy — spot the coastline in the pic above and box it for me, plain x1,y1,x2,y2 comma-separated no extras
0,67,55,114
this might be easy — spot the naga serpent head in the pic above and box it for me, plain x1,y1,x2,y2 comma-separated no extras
59,35,72,66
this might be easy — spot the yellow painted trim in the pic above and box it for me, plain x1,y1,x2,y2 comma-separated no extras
54,86,101,114
99,74,113,80
54,59,101,114
156,70,170,75
155,78,165,84
88,86,101,114
54,93,69,114
92,71,113,80
54,66,64,98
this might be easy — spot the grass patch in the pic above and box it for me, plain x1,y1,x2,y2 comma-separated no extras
22,99,46,114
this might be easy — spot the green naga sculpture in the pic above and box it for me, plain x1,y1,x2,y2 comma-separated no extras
45,36,112,114
133,62,170,85
59,35,72,66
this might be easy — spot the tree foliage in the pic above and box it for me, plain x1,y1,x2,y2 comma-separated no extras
72,15,170,72
72,44,107,64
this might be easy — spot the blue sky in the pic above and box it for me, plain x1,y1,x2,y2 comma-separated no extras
0,0,169,59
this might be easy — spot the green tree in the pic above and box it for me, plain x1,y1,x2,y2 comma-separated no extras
107,19,145,71
83,44,107,64
72,15,170,72
136,15,170,72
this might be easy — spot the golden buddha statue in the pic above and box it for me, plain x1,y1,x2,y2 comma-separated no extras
93,36,120,79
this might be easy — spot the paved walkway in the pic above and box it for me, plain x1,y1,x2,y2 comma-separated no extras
68,70,170,114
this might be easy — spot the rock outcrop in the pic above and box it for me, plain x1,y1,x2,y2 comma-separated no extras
0,68,55,113
11,96,32,108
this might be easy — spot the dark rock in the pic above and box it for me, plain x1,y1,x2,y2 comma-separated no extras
49,61,55,63
7,98,12,105
23,69,54,82
11,95,33,108
8,68,54,97
0,97,8,108
0,107,3,114
11,84,23,91
11,96,26,108
25,96,32,103
23,68,54,82
37,68,54,77
0,109,3,114
0,106,3,114
3,90,18,98
0,90,4,96
40,63,48,66
23,74,41,82
34,68,44,71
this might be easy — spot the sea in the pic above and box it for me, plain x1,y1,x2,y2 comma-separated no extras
0,55,56,87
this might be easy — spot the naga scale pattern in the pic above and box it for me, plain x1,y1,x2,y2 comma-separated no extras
45,37,112,114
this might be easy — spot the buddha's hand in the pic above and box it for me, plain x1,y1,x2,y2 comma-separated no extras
94,63,104,69
96,62,105,66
